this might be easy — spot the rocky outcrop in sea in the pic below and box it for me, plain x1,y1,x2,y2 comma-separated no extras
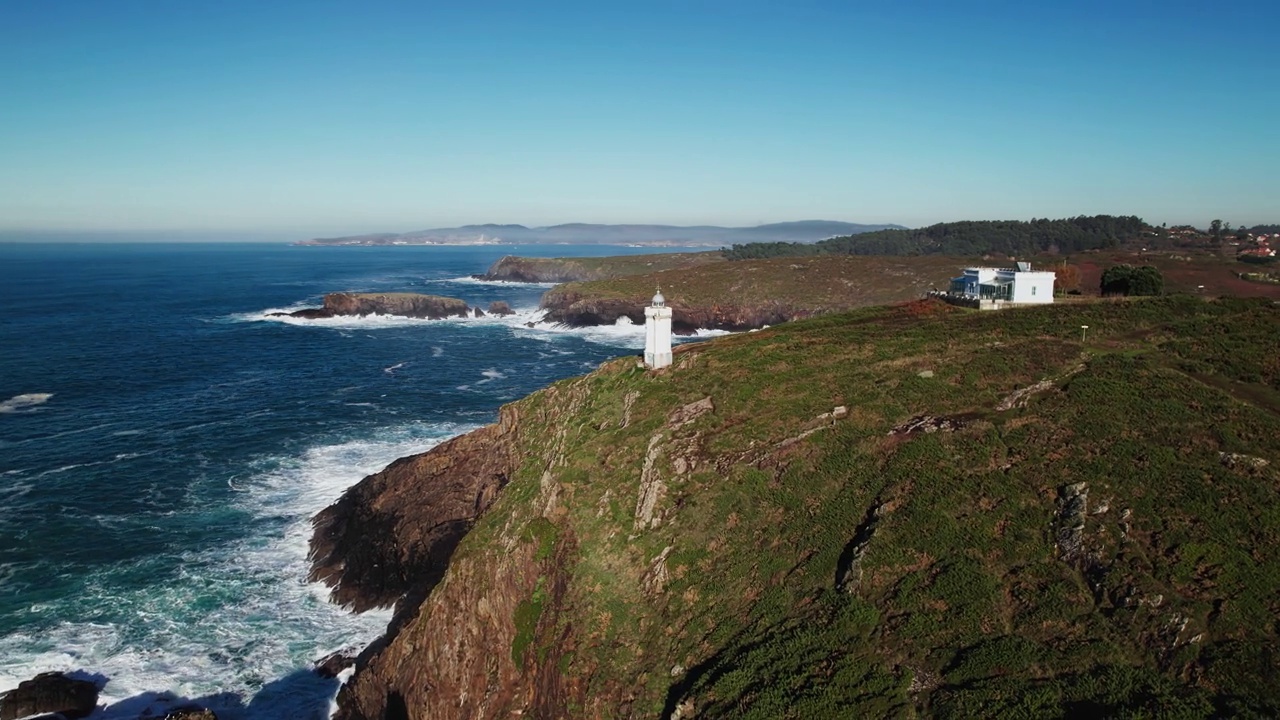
274,292,472,320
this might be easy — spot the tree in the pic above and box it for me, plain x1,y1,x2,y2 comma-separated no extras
1210,219,1223,239
1101,265,1163,296
1054,263,1082,294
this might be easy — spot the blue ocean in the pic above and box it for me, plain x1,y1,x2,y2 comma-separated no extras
0,243,716,718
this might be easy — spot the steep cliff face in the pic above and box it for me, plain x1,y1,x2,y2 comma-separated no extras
310,405,523,614
318,379,599,719
314,297,1280,719
279,293,471,320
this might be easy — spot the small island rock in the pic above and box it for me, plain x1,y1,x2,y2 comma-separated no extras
278,293,471,321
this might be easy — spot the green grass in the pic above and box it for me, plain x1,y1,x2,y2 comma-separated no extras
487,251,726,282
542,254,969,312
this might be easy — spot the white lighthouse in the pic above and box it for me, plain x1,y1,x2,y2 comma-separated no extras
644,288,673,369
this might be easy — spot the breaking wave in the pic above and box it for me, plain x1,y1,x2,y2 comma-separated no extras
0,393,54,414
233,304,731,349
444,276,558,288
0,422,471,719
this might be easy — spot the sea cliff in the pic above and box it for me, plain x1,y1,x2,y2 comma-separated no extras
312,296,1280,718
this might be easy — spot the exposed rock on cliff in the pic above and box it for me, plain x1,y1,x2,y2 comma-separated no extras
309,404,522,613
277,292,471,320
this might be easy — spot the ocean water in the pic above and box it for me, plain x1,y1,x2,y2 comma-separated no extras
0,243,718,718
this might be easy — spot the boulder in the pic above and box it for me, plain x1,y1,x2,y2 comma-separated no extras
487,301,515,316
277,308,334,319
0,672,99,720
473,307,486,318
315,650,358,679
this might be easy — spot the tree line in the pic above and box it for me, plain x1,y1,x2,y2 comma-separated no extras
723,215,1152,260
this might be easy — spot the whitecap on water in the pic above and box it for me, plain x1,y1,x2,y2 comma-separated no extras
230,303,733,351
0,422,475,719
0,393,54,414
476,369,506,384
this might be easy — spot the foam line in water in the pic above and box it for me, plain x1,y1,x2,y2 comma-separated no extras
444,276,558,288
0,421,475,719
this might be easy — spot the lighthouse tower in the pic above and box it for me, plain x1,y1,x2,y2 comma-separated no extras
644,288,673,369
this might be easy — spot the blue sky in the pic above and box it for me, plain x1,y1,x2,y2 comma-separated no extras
1,1,1277,236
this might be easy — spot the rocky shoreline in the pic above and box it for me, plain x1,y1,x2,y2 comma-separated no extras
537,288,810,333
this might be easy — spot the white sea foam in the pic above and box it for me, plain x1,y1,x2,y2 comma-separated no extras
0,422,473,719
233,303,733,349
445,276,558,288
0,393,54,414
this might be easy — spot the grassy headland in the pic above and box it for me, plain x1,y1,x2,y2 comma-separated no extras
325,294,1280,718
539,255,968,330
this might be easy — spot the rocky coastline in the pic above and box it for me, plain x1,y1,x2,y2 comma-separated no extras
538,288,811,333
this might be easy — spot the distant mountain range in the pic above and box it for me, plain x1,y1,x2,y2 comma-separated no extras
295,221,905,247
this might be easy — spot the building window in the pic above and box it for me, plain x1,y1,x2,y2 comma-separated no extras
1032,286,1037,296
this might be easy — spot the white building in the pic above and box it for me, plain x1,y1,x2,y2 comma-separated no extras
947,262,1055,307
644,289,673,369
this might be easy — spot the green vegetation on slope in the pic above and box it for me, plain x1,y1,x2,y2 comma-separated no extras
453,295,1280,717
481,251,725,282
541,254,967,310
724,215,1150,260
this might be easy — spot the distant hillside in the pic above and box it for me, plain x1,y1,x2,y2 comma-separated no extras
725,215,1152,259
297,220,905,247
